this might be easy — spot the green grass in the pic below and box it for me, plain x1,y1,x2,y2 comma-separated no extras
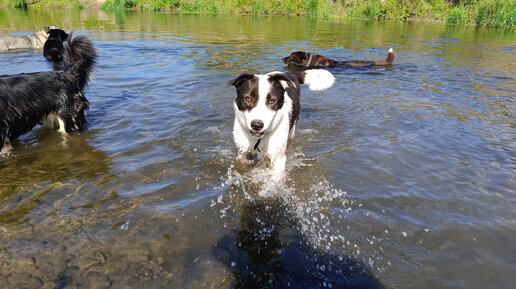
8,0,83,9
339,0,515,27
447,6,469,24
1,0,514,28
476,0,516,28
148,0,180,11
178,0,219,13
101,0,136,11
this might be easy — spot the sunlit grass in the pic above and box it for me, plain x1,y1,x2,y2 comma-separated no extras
1,0,514,27
476,0,516,28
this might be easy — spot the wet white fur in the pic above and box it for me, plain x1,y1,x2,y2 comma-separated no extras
233,70,334,181
40,111,66,133
303,69,335,91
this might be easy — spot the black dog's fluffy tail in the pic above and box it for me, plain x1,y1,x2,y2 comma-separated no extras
63,33,97,91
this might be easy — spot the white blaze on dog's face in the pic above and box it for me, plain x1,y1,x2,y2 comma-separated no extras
229,72,293,139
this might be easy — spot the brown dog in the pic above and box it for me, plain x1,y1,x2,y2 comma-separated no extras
283,48,394,68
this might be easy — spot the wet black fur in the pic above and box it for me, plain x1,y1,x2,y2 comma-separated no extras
43,28,69,62
283,50,394,68
229,73,259,111
0,34,97,151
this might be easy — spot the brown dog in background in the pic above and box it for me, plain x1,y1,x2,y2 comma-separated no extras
283,48,394,68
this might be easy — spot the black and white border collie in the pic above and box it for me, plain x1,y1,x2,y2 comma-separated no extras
0,33,97,153
227,69,334,180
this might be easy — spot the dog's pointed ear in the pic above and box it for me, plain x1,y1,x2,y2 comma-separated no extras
61,31,69,40
269,74,294,90
227,73,255,88
293,51,307,61
269,73,296,90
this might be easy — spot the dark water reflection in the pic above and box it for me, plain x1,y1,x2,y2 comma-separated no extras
0,8,515,289
214,198,383,289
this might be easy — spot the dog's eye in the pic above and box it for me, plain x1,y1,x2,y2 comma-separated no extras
268,99,276,105
244,96,252,102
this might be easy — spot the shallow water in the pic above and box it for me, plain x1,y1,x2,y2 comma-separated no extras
0,8,515,289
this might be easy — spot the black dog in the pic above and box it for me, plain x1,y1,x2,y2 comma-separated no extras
283,48,394,68
0,34,97,152
43,28,69,62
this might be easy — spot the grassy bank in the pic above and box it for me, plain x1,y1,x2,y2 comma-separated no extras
1,0,515,28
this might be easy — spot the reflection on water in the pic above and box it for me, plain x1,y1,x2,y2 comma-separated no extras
1,7,515,289
215,197,383,289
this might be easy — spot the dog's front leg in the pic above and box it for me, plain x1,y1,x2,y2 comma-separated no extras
270,149,287,181
235,150,249,163
1,138,12,153
266,134,288,181
233,117,254,164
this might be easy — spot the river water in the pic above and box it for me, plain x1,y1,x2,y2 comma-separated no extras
0,8,515,289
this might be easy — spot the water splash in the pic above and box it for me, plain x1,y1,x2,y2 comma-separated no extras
211,163,390,280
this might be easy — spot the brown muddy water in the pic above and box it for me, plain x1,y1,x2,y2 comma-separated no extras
0,8,515,289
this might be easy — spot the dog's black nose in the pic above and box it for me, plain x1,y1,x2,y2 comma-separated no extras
251,120,264,131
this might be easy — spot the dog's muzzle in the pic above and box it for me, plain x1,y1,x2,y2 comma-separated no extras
250,131,264,138
250,119,264,138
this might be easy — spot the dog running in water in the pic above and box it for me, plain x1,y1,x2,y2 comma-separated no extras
228,69,335,180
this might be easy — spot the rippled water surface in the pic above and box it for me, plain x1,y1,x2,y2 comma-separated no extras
1,8,515,289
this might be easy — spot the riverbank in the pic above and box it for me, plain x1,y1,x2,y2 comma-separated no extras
1,0,515,28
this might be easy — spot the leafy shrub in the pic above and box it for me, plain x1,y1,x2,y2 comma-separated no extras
447,6,468,24
13,0,27,9
150,0,180,11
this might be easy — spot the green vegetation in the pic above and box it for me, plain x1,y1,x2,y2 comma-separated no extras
3,0,84,9
340,0,515,28
1,0,514,28
99,0,332,16
104,0,516,27
100,0,137,10
12,0,26,9
476,0,515,27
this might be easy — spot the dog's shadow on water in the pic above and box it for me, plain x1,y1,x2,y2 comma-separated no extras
213,198,384,289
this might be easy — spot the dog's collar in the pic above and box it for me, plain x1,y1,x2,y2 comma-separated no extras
305,53,314,67
253,138,261,152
